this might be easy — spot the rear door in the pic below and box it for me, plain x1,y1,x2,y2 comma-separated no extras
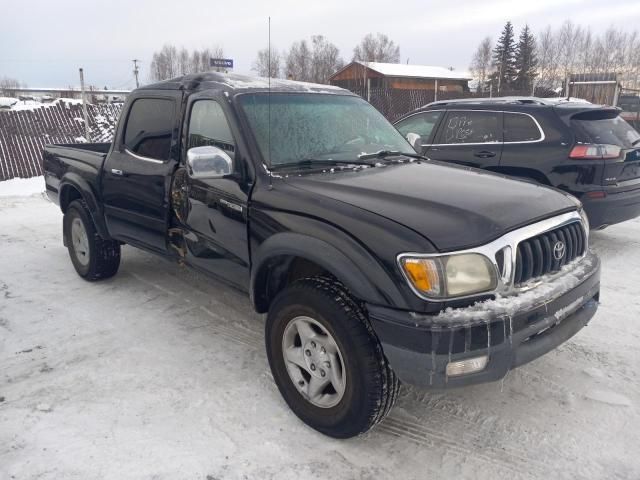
500,111,548,172
102,92,182,252
426,109,503,168
570,109,640,191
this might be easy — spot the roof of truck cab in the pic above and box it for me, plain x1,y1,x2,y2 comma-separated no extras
138,72,353,95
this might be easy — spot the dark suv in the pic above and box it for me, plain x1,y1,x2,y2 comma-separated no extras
394,97,640,229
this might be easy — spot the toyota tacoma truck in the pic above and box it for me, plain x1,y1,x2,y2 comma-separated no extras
43,73,600,439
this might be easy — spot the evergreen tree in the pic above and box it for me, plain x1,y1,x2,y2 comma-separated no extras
489,21,517,94
515,25,538,93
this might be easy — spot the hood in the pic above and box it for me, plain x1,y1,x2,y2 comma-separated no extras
283,161,576,251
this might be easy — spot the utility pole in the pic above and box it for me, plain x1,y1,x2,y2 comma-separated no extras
78,68,91,142
132,59,140,88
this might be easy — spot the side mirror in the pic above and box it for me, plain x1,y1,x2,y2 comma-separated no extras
186,146,233,179
406,132,422,152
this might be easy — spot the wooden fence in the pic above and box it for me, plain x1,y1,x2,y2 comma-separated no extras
0,103,122,181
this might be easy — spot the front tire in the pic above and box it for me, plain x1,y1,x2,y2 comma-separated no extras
265,277,399,438
63,200,121,281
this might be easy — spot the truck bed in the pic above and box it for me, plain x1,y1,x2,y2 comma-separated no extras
42,142,112,206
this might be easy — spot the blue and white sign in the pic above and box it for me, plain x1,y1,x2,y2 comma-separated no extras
210,58,234,69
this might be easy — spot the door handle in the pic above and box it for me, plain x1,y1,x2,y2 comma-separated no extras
474,150,496,158
111,169,124,176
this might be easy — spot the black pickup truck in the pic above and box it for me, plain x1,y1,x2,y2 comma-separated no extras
44,73,600,439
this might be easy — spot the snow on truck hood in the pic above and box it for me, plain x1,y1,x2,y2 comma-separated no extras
284,161,577,251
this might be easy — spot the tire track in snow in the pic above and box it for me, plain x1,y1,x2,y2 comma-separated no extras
393,382,595,478
378,415,544,479
199,306,263,348
128,270,263,350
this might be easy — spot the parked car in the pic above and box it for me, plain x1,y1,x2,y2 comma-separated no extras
43,74,600,438
394,97,640,229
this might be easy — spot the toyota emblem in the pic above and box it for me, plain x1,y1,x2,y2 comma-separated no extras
553,241,566,260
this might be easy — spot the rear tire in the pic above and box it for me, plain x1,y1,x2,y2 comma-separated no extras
63,200,120,281
265,276,399,438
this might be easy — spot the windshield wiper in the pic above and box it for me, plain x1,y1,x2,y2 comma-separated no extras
357,150,429,161
270,159,376,171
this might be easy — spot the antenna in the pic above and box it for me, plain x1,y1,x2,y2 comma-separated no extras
268,16,273,190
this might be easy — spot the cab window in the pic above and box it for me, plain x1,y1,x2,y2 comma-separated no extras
188,100,235,157
123,98,175,161
434,111,501,144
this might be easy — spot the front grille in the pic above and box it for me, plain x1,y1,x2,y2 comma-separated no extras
514,221,586,286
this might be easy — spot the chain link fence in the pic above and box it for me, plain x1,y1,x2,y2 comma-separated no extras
350,87,564,122
618,87,640,130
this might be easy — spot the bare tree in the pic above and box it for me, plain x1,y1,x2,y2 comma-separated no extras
252,47,282,78
535,26,561,92
534,22,640,93
285,40,312,81
469,37,492,93
149,45,225,81
150,45,178,81
310,35,344,84
0,76,23,97
283,36,344,83
178,48,190,75
352,33,400,63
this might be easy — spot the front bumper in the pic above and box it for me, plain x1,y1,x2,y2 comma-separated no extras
368,252,600,388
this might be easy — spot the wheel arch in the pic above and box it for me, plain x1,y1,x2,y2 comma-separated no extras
250,233,393,314
59,174,110,239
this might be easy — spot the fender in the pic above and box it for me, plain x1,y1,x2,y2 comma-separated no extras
250,232,406,312
59,173,111,239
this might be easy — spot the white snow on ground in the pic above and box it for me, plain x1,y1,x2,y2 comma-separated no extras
0,97,19,109
1,194,640,479
0,176,45,197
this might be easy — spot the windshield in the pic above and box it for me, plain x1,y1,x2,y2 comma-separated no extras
238,93,414,167
571,111,640,149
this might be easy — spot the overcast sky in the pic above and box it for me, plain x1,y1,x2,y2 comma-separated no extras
2,0,639,89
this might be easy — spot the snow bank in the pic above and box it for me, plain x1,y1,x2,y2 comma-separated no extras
54,98,84,106
10,101,48,111
0,97,19,108
0,176,45,197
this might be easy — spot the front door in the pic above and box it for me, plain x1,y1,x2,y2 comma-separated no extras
425,109,503,168
180,96,252,289
102,93,181,252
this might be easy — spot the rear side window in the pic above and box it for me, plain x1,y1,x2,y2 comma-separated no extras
124,98,175,161
571,111,640,149
504,113,542,142
187,100,235,156
435,111,501,144
395,111,443,143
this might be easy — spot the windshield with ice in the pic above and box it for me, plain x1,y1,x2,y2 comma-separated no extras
237,93,415,168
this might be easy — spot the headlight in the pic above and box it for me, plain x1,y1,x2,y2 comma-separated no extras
399,253,498,299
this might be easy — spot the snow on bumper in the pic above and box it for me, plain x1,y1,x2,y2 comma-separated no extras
368,251,600,388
